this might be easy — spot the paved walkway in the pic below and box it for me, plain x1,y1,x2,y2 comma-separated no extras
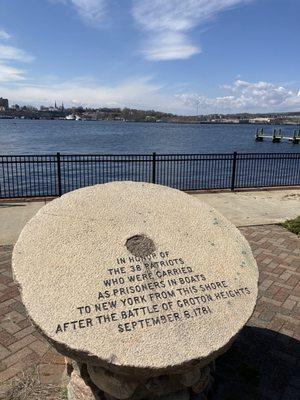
0,245,66,399
1,188,300,244
215,225,300,400
0,225,299,399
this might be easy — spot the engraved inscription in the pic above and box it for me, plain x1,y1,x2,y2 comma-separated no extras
55,251,251,335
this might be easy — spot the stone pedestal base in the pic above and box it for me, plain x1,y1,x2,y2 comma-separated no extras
66,359,214,400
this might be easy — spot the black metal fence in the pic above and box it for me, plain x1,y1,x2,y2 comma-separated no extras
0,152,299,198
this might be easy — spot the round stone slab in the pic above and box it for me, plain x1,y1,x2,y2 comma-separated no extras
13,182,258,375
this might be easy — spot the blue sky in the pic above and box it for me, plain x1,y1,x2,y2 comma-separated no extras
0,0,300,114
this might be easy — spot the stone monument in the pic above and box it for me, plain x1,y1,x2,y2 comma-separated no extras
13,182,259,400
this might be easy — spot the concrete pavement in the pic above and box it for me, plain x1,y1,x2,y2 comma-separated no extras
191,188,300,227
0,188,300,245
0,200,50,245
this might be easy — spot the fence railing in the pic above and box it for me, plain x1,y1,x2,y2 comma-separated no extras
0,152,299,198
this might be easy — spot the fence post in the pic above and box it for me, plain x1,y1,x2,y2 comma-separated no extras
56,152,62,197
152,152,156,184
231,151,237,191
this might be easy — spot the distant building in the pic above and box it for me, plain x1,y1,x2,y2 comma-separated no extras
40,106,49,111
249,117,271,124
51,101,65,111
10,104,20,110
0,97,9,110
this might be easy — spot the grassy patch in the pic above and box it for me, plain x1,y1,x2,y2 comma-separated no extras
60,387,68,399
282,216,300,236
5,366,64,400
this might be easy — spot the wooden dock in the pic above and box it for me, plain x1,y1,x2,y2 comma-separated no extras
255,128,300,143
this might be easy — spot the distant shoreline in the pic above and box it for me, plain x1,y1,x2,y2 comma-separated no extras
0,117,299,126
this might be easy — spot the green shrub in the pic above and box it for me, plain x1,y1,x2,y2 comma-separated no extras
282,216,300,236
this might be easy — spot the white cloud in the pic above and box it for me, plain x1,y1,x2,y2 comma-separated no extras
178,80,300,113
0,44,34,63
56,0,107,25
143,31,200,61
132,0,251,61
0,29,33,82
0,76,191,113
3,73,300,114
132,0,249,31
0,29,10,40
0,64,25,82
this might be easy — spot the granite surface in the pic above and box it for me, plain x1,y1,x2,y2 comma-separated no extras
12,182,259,375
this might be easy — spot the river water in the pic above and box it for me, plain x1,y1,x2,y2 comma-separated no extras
0,119,299,154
